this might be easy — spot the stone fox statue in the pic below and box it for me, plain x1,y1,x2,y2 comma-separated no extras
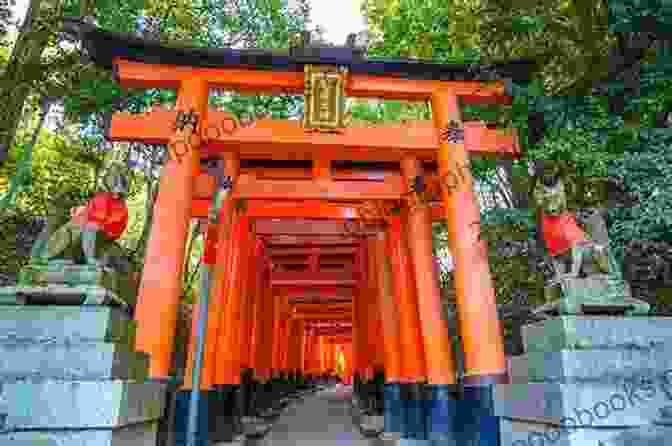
30,164,131,271
533,162,610,281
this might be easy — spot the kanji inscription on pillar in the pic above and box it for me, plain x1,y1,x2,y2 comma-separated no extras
439,120,464,144
174,109,199,132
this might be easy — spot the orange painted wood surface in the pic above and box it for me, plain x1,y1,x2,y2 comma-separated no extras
249,240,268,379
292,313,352,320
255,218,366,236
270,246,357,257
365,237,386,373
388,214,427,383
255,281,275,381
432,90,507,381
372,231,403,382
213,205,238,385
202,198,235,388
401,158,457,385
216,213,250,384
109,110,520,162
114,58,512,104
192,198,447,221
233,173,405,200
237,228,258,370
134,78,207,379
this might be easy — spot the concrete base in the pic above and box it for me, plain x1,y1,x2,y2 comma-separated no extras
360,414,384,437
0,342,148,381
0,380,166,429
0,285,127,308
0,302,166,445
494,380,672,427
522,316,672,353
241,416,272,438
504,315,672,445
500,417,672,446
0,421,159,445
509,346,672,384
0,306,135,346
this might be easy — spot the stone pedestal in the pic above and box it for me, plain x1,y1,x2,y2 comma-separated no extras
0,304,166,445
497,316,672,446
535,274,649,317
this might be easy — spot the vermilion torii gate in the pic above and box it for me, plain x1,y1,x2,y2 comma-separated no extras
68,18,534,444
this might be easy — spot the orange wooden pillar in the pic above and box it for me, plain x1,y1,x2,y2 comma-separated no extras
364,236,386,380
303,328,314,376
202,154,239,388
431,90,507,384
271,293,281,377
215,212,252,385
250,238,271,382
387,214,427,384
238,226,258,372
286,319,304,375
352,244,367,382
134,78,208,379
254,270,275,383
212,197,240,387
277,300,290,375
310,332,320,376
372,230,403,384
271,293,286,377
401,157,457,386
296,320,306,375
327,342,336,373
319,336,327,375
343,343,353,385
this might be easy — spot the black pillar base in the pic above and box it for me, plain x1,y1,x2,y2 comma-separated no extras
209,386,236,443
403,382,427,440
173,389,209,446
256,380,275,417
218,384,243,437
373,369,386,416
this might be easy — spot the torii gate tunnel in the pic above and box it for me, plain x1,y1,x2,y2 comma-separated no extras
68,18,535,445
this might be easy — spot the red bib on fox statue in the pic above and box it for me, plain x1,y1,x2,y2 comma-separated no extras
533,162,589,258
71,192,129,241
541,212,588,257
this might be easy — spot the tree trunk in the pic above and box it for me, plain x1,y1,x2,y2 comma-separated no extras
0,0,61,164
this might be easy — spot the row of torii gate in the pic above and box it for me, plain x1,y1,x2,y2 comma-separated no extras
71,18,535,443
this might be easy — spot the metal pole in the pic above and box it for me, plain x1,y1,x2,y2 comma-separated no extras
186,175,231,446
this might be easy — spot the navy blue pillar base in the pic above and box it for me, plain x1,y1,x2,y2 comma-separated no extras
174,389,209,446
457,384,500,446
403,383,426,440
425,384,459,445
383,383,404,437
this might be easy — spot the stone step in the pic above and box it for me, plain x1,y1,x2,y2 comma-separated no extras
494,381,672,428
0,342,148,381
0,421,159,445
500,417,671,446
0,380,166,430
522,316,672,353
0,306,134,347
510,346,672,384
